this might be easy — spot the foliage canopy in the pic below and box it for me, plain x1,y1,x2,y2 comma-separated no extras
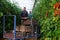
0,0,21,37
32,0,60,39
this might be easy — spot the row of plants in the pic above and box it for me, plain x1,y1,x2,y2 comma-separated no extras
0,0,21,37
32,0,60,40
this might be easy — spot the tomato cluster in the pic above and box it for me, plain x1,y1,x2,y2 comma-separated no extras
54,2,60,16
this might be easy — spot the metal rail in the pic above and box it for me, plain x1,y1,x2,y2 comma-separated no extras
3,15,16,40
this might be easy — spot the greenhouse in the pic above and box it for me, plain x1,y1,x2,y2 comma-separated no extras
0,0,60,40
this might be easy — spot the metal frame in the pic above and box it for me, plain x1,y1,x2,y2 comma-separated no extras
3,15,16,39
3,15,38,40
